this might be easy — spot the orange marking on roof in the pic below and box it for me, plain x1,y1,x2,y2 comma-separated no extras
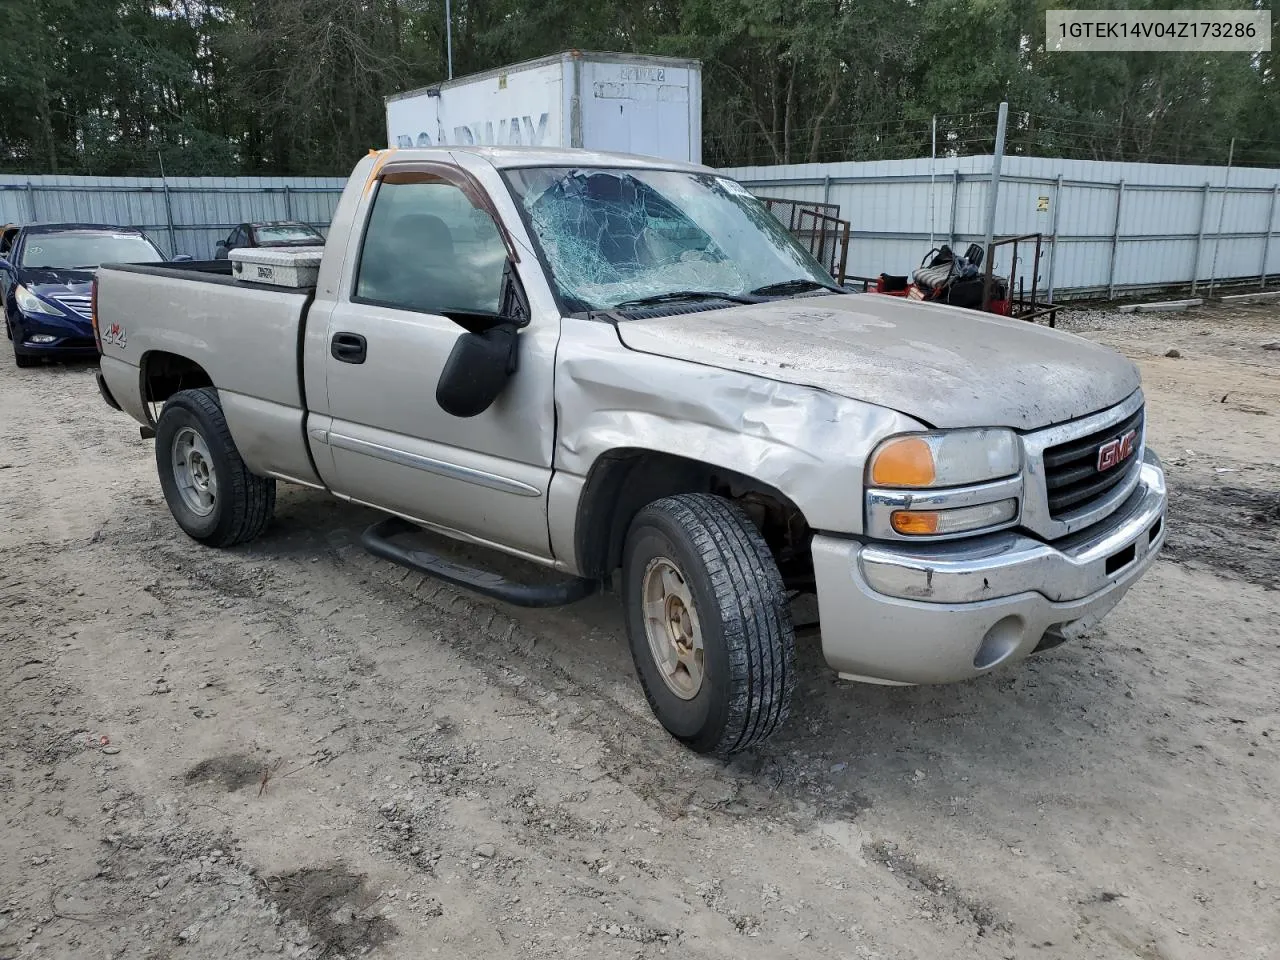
363,148,398,195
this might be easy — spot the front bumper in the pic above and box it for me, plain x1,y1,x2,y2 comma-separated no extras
12,312,96,355
812,450,1167,685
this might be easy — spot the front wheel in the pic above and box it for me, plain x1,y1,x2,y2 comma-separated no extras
155,387,275,547
9,318,38,366
622,494,796,758
11,332,38,367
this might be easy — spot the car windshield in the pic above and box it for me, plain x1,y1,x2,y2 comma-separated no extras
254,224,322,245
19,232,163,269
503,167,836,313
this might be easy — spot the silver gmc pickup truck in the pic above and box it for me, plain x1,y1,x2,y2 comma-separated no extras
94,147,1167,757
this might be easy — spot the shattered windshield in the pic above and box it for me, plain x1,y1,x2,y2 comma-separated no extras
502,167,836,313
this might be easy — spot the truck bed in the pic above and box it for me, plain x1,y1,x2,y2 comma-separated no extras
95,262,322,487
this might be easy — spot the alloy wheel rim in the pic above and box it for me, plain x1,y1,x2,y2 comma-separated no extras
172,426,217,517
641,557,705,700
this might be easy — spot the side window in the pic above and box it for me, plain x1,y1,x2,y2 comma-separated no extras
234,226,249,247
355,176,507,316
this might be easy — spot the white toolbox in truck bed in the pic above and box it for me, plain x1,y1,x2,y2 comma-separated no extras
230,246,324,288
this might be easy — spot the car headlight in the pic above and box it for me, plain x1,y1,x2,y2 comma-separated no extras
14,284,64,317
866,429,1023,538
868,429,1020,488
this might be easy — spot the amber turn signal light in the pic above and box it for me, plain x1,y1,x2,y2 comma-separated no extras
870,436,936,487
890,510,940,535
890,499,1018,537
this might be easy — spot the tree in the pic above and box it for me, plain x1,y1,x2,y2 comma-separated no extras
0,0,1274,176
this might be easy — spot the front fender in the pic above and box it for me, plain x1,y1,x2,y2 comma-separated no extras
552,320,923,541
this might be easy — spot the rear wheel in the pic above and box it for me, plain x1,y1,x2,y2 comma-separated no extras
155,387,275,546
622,494,795,758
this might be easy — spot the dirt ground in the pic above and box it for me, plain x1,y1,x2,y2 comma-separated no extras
2,299,1278,960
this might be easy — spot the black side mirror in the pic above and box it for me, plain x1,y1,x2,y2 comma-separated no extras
435,322,519,418
435,259,529,418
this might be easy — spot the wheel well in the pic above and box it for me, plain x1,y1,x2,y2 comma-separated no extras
141,351,213,418
574,450,813,589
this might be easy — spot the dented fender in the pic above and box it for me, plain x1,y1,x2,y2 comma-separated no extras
550,320,922,550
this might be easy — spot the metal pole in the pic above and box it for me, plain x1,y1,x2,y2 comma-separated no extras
982,101,1008,255
445,0,454,79
283,184,293,220
1262,184,1278,289
25,181,37,221
949,169,960,249
1107,179,1125,300
929,115,937,250
1207,137,1235,297
1191,182,1209,294
1046,173,1063,303
821,174,831,207
157,151,177,257
981,239,995,312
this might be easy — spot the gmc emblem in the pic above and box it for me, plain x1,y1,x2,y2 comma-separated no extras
1097,429,1137,472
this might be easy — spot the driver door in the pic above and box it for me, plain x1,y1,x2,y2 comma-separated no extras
315,164,559,560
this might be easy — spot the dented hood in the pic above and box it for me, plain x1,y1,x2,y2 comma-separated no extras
613,294,1140,430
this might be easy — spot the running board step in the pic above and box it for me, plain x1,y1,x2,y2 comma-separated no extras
361,516,599,608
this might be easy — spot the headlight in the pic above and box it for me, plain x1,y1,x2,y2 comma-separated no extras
868,429,1020,488
14,284,63,317
866,429,1023,538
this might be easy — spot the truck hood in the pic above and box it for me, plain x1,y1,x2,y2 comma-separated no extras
613,294,1140,430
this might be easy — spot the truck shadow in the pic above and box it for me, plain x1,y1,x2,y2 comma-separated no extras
259,483,1143,827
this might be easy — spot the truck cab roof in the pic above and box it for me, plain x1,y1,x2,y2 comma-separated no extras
381,145,713,175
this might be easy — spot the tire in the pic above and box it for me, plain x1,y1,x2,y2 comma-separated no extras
155,387,275,547
622,493,795,758
9,320,38,366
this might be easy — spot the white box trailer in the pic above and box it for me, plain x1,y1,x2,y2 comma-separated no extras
386,51,702,165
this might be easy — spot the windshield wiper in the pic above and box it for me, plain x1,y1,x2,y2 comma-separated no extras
612,290,758,309
750,278,845,297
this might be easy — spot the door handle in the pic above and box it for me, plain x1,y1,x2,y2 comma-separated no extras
331,332,367,364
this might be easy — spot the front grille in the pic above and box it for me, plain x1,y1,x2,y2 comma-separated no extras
48,293,93,320
1042,407,1144,518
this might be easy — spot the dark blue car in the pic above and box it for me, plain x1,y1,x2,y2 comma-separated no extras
0,223,167,367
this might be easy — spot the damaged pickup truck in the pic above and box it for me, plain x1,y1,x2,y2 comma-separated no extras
94,147,1167,757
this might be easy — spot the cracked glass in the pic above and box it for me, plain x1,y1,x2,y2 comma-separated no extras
503,168,835,313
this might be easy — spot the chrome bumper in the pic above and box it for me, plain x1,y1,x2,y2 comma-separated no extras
812,450,1167,685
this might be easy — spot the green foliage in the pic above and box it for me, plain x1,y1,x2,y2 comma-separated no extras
0,0,1274,176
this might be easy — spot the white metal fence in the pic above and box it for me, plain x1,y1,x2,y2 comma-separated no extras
0,174,346,260
4,156,1279,300
724,155,1280,300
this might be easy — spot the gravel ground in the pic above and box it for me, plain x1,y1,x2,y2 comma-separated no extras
1,300,1278,960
